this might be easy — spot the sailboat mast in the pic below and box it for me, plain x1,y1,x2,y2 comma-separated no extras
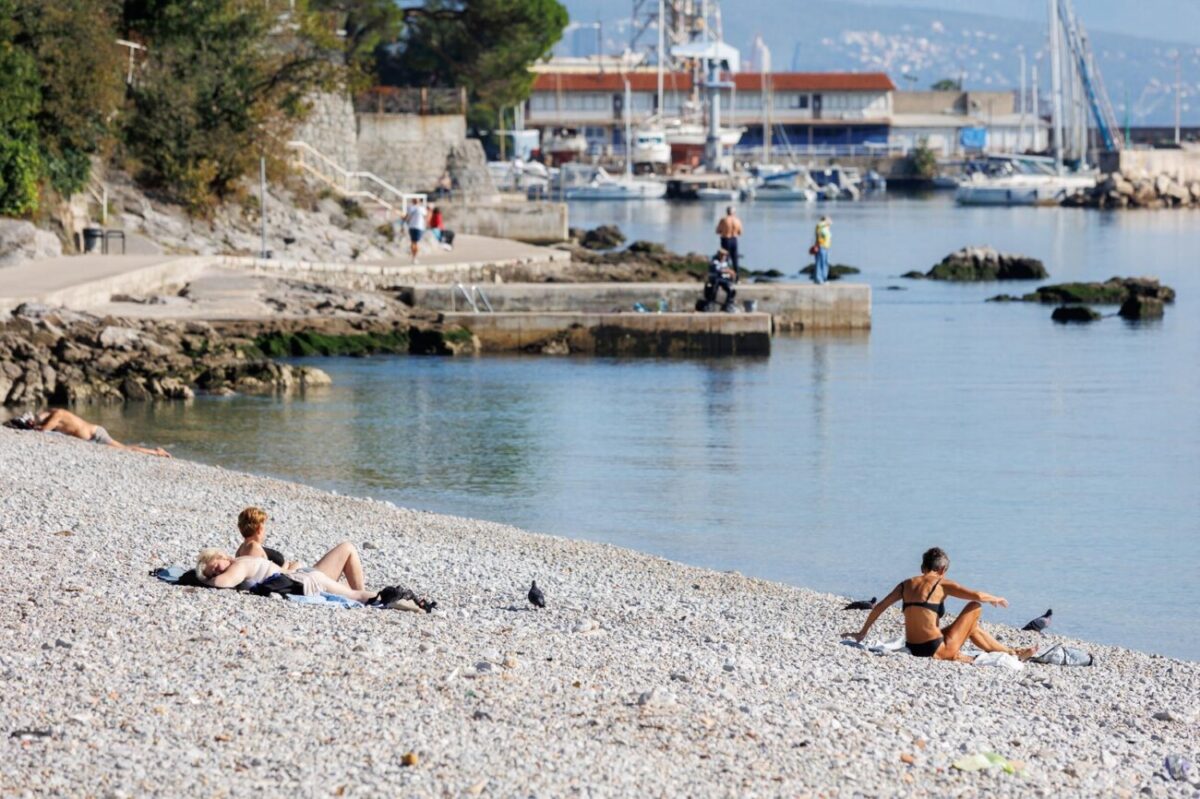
1048,0,1065,173
657,0,664,118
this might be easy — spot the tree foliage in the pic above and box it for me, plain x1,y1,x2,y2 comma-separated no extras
0,5,42,216
310,0,404,90
380,0,568,130
13,0,125,197
931,77,962,91
121,0,338,212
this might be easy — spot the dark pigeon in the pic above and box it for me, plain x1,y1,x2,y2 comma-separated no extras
528,580,545,609
1023,608,1053,632
842,597,876,610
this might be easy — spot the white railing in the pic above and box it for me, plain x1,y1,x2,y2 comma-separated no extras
285,140,426,216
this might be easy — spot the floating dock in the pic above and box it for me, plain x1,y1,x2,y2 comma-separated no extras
441,311,772,356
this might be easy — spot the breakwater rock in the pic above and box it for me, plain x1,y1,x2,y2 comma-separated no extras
904,247,1047,281
987,277,1176,306
0,306,477,406
799,264,860,281
1063,171,1200,210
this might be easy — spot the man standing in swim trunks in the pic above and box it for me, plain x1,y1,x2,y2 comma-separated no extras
405,198,427,264
33,409,171,457
715,206,744,274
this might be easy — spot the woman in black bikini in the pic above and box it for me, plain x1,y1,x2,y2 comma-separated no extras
841,547,1037,662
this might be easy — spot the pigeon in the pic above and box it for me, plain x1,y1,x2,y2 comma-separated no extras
527,580,545,609
842,597,876,611
1022,608,1053,632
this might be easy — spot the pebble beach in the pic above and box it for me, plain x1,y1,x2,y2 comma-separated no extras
1,428,1197,797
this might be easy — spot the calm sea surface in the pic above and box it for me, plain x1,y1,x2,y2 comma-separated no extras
85,195,1199,659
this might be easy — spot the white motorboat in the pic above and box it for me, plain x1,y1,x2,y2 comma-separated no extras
696,186,740,200
559,166,667,200
543,128,588,163
954,155,1096,206
631,129,671,172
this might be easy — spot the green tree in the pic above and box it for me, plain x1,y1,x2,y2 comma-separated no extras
908,139,938,180
380,0,568,131
0,1,42,215
310,0,404,90
121,0,337,212
13,0,125,197
931,77,962,91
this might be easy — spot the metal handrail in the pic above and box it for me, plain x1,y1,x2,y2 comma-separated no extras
285,140,427,215
453,283,493,313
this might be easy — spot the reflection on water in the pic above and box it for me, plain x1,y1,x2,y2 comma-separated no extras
45,196,1200,660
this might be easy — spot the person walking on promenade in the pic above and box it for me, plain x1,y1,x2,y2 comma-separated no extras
404,198,427,263
811,215,832,284
715,206,744,274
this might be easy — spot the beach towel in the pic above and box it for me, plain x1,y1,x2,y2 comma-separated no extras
841,637,1025,670
1030,643,1094,666
152,565,362,608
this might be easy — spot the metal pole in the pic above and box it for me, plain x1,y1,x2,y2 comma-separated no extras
1175,55,1182,146
1032,65,1039,150
259,157,267,258
1048,0,1065,174
656,0,664,118
624,77,633,178
1019,49,1027,152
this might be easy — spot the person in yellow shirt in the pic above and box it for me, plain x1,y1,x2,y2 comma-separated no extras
812,216,832,284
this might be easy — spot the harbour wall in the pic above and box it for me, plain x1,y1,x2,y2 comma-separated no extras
1098,149,1200,183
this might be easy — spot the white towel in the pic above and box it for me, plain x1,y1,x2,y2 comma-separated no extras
972,651,1025,671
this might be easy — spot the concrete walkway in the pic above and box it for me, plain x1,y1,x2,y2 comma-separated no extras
0,234,569,313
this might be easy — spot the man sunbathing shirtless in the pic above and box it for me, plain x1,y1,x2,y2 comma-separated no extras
32,409,170,457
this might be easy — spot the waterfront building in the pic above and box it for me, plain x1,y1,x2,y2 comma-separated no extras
527,66,895,158
889,90,1051,156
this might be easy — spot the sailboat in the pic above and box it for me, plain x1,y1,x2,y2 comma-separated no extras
956,0,1109,206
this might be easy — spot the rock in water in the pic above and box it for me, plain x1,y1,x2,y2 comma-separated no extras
1051,306,1101,324
923,247,1048,281
1118,295,1164,320
579,225,626,250
1022,609,1052,632
528,580,545,609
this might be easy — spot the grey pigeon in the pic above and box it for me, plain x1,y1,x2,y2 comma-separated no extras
528,580,545,609
843,597,876,610
1022,608,1052,632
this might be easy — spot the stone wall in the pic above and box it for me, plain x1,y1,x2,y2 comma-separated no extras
356,114,496,197
1098,149,1200,183
294,93,359,174
440,201,568,243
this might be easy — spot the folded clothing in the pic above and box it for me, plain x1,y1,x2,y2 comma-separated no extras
1031,643,1094,666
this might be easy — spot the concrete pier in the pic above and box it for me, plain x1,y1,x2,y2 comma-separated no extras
442,311,772,356
405,282,871,331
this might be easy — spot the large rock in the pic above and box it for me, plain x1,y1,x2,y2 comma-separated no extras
1031,277,1175,305
578,225,625,251
919,246,1048,281
0,219,63,269
1118,295,1165,320
1051,306,1102,323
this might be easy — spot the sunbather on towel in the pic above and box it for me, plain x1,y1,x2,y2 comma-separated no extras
20,408,171,457
195,549,378,604
840,547,1037,663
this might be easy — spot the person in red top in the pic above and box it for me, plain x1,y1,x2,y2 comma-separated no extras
428,205,454,250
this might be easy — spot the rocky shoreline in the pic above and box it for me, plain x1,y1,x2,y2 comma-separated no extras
1064,171,1200,210
0,303,477,407
1,431,1197,796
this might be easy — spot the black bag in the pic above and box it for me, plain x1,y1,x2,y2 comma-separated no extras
248,573,305,597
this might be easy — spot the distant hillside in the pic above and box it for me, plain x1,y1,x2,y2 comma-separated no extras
558,0,1199,126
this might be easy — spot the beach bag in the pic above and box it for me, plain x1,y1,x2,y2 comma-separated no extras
1030,644,1094,666
808,243,819,256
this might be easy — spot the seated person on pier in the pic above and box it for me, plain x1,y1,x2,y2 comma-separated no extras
10,408,171,457
703,248,738,312
841,547,1037,662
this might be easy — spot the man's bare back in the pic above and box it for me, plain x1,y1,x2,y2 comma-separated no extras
35,409,170,457
716,214,743,237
